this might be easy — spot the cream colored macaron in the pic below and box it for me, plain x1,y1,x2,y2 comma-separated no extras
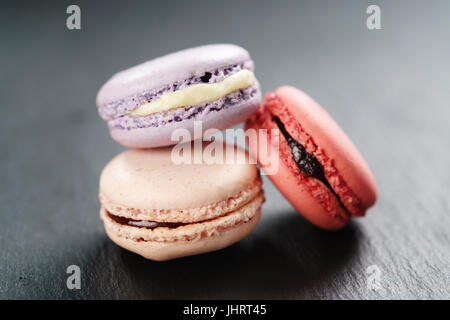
99,144,264,261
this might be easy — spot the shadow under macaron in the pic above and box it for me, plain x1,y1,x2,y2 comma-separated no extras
117,212,363,299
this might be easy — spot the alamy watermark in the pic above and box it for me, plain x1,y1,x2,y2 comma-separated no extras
169,121,280,175
366,5,381,30
65,4,380,31
366,264,385,294
66,265,81,290
66,5,81,30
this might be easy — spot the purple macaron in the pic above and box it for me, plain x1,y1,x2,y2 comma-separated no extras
96,44,262,148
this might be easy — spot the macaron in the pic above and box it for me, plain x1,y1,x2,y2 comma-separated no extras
96,44,261,148
99,144,264,261
245,86,377,230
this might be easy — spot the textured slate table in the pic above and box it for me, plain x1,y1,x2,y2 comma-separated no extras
1,0,449,299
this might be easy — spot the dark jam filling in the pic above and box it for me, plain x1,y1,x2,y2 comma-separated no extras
107,211,188,230
273,116,344,207
200,72,212,83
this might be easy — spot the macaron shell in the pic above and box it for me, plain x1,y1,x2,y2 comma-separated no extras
102,206,261,261
109,89,261,148
99,146,259,212
246,119,348,230
274,86,377,212
97,44,252,106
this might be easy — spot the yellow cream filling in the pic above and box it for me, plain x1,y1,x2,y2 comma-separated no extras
130,69,256,117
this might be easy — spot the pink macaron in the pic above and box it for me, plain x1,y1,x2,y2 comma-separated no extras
99,144,264,261
245,86,377,230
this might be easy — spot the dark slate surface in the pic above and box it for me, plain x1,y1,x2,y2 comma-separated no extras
1,0,449,299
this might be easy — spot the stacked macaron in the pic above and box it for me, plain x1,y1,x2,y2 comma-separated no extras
96,44,377,261
99,146,264,261
96,44,265,261
96,44,261,148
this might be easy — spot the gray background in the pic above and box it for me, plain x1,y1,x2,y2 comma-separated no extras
1,0,449,299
